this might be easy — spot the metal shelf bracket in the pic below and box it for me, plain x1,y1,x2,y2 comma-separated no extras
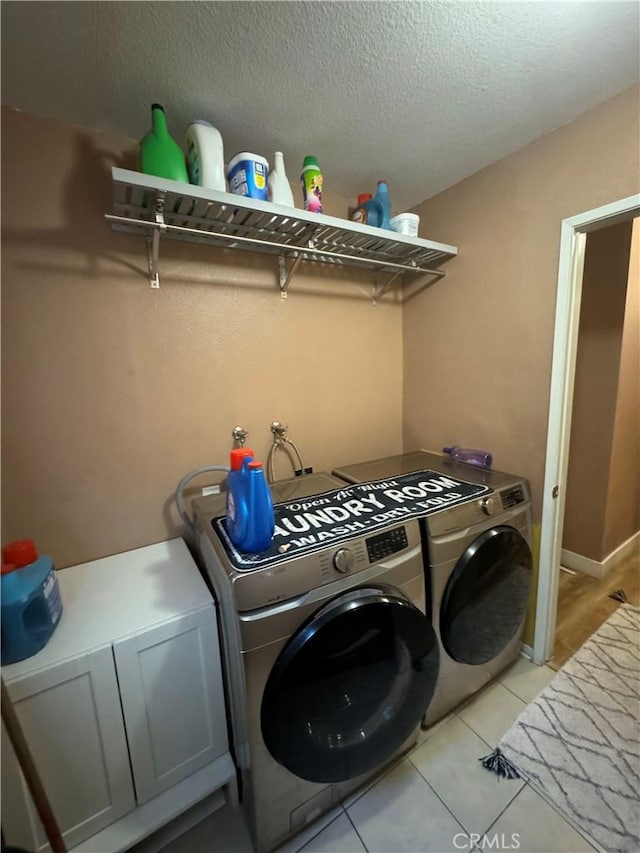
146,192,166,288
278,253,302,298
402,268,447,302
372,270,403,305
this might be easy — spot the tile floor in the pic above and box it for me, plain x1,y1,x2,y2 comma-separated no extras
160,657,598,853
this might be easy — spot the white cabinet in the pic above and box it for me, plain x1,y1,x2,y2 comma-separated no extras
114,609,228,803
2,539,235,853
2,648,135,851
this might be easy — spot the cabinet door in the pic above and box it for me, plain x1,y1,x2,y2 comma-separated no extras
113,607,229,804
2,647,135,851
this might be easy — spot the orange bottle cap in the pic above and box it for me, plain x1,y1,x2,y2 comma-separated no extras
230,448,254,470
2,539,38,568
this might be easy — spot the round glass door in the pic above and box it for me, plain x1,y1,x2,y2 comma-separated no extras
261,587,439,783
440,525,532,665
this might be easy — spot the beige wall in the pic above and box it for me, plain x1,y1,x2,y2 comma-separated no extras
604,218,640,556
563,221,634,561
405,86,640,524
1,106,403,568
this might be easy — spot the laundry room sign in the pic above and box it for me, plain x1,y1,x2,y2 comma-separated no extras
214,469,491,571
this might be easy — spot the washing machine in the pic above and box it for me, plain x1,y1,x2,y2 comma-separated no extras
194,472,440,852
332,451,533,726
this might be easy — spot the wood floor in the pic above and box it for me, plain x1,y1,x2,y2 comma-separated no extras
549,549,640,670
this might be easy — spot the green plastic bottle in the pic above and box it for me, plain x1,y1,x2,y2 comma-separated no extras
139,104,189,182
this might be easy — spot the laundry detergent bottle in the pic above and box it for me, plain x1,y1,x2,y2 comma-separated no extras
185,120,225,190
1,540,63,665
226,448,254,547
241,462,275,553
374,180,392,229
140,103,189,183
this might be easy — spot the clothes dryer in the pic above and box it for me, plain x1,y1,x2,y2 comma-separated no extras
332,451,533,725
195,473,439,852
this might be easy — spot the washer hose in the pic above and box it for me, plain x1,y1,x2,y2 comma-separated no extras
266,424,305,484
175,465,229,534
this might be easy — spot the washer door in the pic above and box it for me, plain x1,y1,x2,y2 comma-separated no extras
261,587,439,783
440,524,532,665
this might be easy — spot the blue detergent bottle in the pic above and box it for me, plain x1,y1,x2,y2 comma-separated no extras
241,462,275,553
1,540,63,665
226,448,254,547
362,180,392,230
373,180,392,229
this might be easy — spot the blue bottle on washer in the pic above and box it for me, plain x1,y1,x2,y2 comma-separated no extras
241,462,275,553
226,448,254,547
1,540,63,665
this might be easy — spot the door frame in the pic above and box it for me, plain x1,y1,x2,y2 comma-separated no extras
533,194,640,664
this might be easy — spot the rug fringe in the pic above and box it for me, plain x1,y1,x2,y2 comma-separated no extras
608,589,628,603
479,747,521,780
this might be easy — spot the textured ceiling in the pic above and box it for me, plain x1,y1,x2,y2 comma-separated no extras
2,1,639,210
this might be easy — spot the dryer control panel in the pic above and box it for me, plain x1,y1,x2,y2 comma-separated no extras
500,485,526,509
426,478,531,537
366,527,409,563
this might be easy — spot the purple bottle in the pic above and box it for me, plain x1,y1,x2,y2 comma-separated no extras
443,446,493,469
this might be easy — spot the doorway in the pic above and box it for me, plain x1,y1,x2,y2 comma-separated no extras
533,194,640,665
551,217,639,667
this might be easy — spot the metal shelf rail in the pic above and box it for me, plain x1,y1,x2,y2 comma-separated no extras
106,168,457,302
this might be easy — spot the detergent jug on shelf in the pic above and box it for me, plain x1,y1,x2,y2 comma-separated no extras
372,180,392,229
354,181,392,230
185,120,226,191
139,103,189,183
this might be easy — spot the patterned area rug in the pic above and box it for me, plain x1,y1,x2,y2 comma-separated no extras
498,605,640,853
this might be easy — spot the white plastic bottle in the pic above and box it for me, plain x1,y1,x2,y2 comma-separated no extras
185,121,226,191
268,151,295,207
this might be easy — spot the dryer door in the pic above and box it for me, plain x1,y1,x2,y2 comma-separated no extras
440,524,532,665
261,587,439,783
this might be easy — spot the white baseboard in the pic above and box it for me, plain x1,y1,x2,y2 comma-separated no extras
603,530,640,573
561,530,640,579
561,549,604,578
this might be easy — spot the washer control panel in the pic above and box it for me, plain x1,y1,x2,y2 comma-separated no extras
222,518,422,611
365,526,409,563
500,484,526,510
